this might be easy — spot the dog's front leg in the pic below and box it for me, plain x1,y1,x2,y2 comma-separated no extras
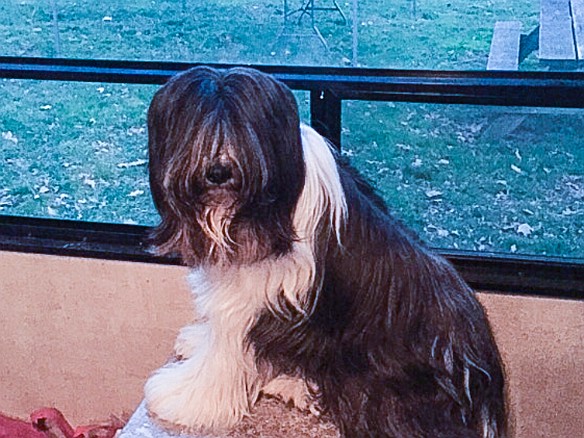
144,321,261,433
172,324,204,360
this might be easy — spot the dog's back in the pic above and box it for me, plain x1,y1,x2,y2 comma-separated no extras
251,153,507,438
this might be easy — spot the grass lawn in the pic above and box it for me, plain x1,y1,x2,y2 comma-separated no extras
0,0,582,258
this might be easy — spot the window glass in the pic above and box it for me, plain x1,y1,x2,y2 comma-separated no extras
343,101,584,259
0,79,310,224
0,80,158,224
1,0,561,71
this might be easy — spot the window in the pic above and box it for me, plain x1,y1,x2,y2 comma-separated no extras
0,1,569,71
0,80,158,224
344,101,584,259
0,78,310,225
1,1,582,294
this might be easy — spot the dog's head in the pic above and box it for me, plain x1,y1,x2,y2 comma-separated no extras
148,66,306,265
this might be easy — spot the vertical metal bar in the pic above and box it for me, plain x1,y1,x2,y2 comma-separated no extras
352,0,358,66
50,0,61,56
310,88,342,150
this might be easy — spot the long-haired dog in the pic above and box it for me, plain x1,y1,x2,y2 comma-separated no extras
144,66,508,437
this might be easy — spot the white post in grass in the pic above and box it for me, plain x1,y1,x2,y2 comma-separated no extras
352,0,358,66
49,0,61,56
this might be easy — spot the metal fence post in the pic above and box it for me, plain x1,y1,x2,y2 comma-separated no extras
310,88,342,150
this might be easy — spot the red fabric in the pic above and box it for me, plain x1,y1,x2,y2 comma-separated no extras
0,413,44,438
0,408,124,438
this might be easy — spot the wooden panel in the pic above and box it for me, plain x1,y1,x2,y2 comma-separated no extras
572,0,584,59
487,21,522,70
479,293,584,438
0,251,192,424
1,251,584,438
540,0,576,60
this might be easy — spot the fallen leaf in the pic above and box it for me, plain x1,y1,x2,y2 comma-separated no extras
1,131,18,144
118,159,147,168
562,207,579,216
510,164,522,174
128,189,144,197
425,189,443,199
0,191,12,208
516,223,533,236
436,228,449,237
127,127,145,136
83,177,97,189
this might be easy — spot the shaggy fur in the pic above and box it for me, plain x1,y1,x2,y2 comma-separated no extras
144,66,508,437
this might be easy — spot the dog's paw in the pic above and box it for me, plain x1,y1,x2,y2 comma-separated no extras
261,376,320,415
145,356,255,432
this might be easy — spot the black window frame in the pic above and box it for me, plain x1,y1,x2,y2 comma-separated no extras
1,56,583,299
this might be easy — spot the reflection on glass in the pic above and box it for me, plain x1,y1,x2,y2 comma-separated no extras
343,101,584,259
1,0,556,70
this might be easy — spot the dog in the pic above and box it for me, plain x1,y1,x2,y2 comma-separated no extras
144,66,508,437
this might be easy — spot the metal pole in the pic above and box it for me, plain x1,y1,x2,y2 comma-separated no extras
352,0,358,66
49,0,61,56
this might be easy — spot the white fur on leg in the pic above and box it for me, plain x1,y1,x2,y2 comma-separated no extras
145,313,261,432
145,336,259,432
145,266,264,432
173,324,206,360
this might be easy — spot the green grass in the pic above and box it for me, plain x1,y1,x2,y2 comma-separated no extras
0,80,158,224
0,0,582,258
344,102,584,257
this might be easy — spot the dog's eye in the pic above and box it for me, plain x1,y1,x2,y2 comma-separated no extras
206,163,233,186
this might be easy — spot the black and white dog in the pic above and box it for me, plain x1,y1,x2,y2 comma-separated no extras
144,66,508,437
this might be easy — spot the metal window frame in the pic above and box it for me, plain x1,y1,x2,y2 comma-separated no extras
1,56,583,299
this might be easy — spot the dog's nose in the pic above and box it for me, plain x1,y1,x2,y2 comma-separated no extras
206,163,233,185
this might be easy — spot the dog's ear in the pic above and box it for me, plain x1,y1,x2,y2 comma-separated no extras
147,85,169,215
